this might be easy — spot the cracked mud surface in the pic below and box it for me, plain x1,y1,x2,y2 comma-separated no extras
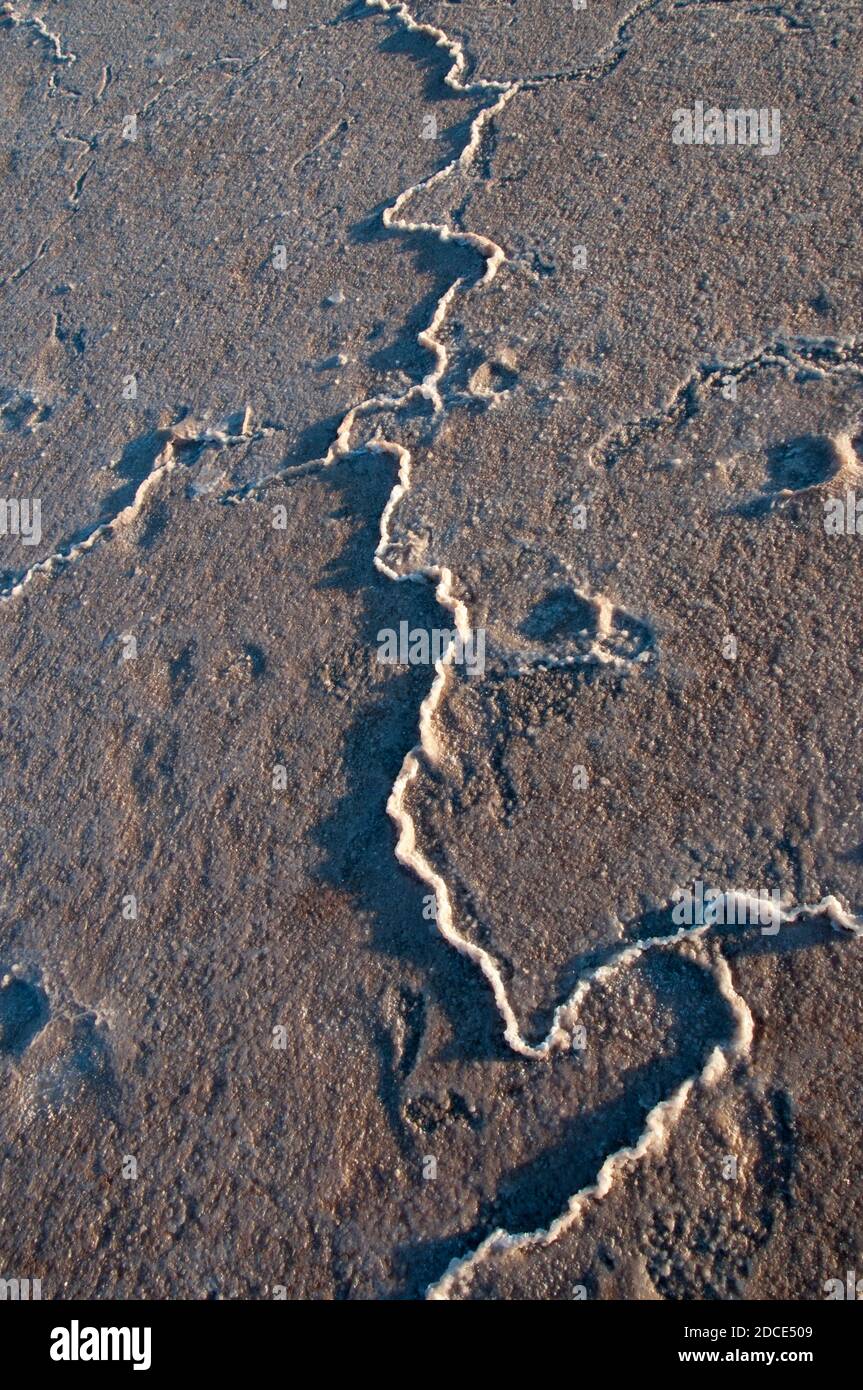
1,0,861,1301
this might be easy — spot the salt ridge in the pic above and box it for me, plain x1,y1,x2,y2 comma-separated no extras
331,2,863,1300
0,3,76,64
4,0,861,1300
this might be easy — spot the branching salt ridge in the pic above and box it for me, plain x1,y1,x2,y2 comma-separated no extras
0,440,176,603
232,1,521,500
588,334,863,470
427,893,862,1300
323,3,863,1301
0,3,76,63
0,421,263,602
1,1,516,592
4,0,860,1294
